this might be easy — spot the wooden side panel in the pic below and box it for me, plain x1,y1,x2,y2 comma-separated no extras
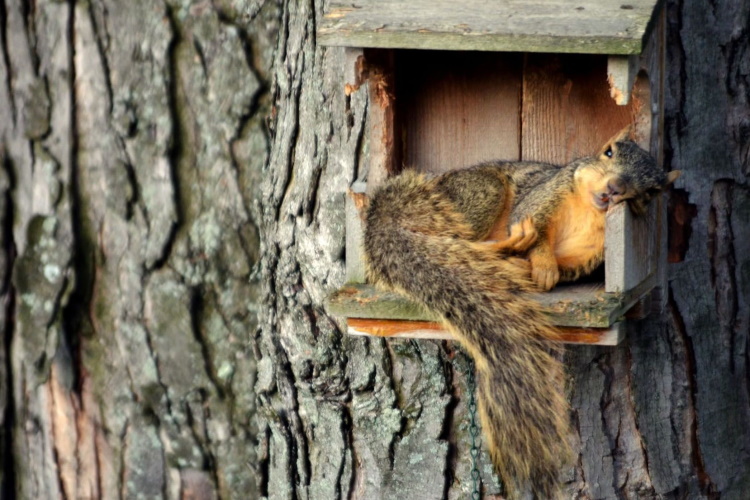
397,51,522,174
363,50,399,194
605,195,661,292
521,54,637,164
345,182,368,283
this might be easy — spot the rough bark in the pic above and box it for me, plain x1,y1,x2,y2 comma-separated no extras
1,0,278,498
1,0,749,499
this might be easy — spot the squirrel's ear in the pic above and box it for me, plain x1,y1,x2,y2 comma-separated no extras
666,170,682,185
598,125,634,155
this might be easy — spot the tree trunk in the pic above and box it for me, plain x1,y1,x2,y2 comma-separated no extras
1,0,749,499
1,0,278,498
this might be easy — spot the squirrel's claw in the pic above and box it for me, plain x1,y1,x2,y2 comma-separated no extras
532,265,560,291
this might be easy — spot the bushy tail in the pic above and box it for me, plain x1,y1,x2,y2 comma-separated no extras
364,172,572,499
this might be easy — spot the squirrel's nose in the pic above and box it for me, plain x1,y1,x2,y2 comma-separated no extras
607,178,627,196
608,178,630,204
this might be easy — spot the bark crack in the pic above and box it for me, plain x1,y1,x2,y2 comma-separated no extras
0,145,16,498
668,288,719,497
149,3,184,271
62,0,89,403
84,0,114,115
47,371,71,500
440,347,461,499
305,164,322,226
257,426,270,498
269,2,302,224
708,180,739,371
188,287,226,399
277,339,311,493
333,399,354,500
664,0,688,169
183,388,219,489
624,343,653,490
0,0,16,122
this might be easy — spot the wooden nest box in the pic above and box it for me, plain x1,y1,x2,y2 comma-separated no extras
320,0,666,346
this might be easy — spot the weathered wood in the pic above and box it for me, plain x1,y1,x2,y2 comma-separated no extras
397,50,521,173
348,318,449,340
605,196,660,292
319,0,662,55
343,47,365,94
348,318,626,345
363,50,399,194
607,55,639,105
345,182,368,283
328,282,654,328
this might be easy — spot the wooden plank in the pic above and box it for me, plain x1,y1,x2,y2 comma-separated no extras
319,0,661,55
345,182,368,283
604,198,659,292
521,54,637,164
646,8,669,312
397,51,521,174
327,282,651,328
348,318,451,340
328,283,440,321
344,49,368,284
343,47,365,94
607,55,639,105
362,50,399,195
347,318,626,346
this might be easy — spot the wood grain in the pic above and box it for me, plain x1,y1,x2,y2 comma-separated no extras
347,318,626,345
345,182,368,283
363,50,399,194
397,51,522,173
607,55,639,105
319,0,661,55
521,54,638,164
605,195,660,292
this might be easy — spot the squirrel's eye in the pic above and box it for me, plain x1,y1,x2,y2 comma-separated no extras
605,147,613,158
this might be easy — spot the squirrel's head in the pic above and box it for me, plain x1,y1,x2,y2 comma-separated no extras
576,128,681,216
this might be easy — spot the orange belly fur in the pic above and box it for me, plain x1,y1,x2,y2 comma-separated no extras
547,191,606,271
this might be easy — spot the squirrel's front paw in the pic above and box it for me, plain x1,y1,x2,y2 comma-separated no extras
530,256,560,291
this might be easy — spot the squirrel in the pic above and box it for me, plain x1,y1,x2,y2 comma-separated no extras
361,128,681,498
